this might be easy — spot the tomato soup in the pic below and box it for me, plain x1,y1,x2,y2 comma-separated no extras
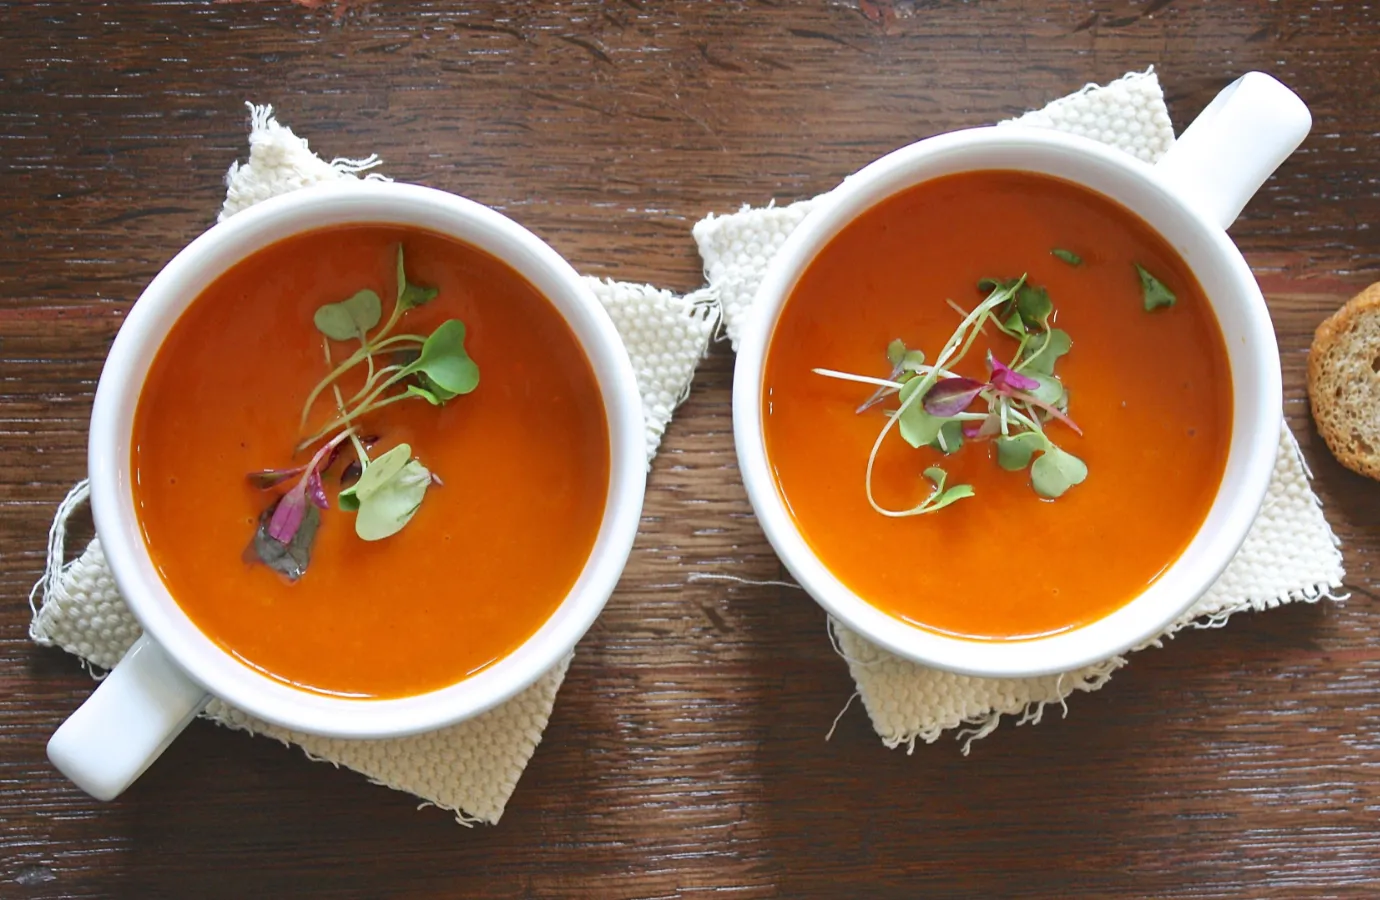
133,225,609,698
762,171,1232,640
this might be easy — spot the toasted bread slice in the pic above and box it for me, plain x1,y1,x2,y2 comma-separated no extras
1309,282,1380,479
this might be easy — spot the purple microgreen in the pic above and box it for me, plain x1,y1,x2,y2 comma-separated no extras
305,468,329,510
246,500,321,582
1052,248,1083,266
266,489,307,544
341,460,362,488
989,354,1041,393
1136,263,1176,311
263,429,354,543
923,376,987,417
246,466,305,490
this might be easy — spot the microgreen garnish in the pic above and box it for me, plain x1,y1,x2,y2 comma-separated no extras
245,500,321,582
1136,263,1176,311
244,246,480,581
812,273,1086,516
1051,248,1083,266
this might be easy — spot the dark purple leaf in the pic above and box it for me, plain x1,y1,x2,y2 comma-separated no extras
923,377,986,418
246,466,304,490
340,461,362,488
245,499,321,582
989,355,1040,393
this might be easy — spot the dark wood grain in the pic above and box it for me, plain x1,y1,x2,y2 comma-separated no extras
3,1,1380,897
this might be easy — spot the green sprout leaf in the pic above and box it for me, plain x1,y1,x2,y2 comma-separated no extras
1136,263,1177,311
354,459,431,541
995,431,1046,471
897,379,944,448
1022,328,1072,376
338,443,412,513
886,340,926,373
1015,284,1053,329
920,466,974,512
1028,373,1066,407
1051,248,1083,266
933,419,964,455
314,289,382,342
395,247,439,312
411,320,480,395
1030,444,1088,499
406,384,442,406
977,277,1020,295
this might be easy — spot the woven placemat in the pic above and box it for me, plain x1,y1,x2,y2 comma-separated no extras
692,68,1346,752
30,105,718,824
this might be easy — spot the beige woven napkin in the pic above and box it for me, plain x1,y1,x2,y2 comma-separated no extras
30,104,717,823
693,69,1346,751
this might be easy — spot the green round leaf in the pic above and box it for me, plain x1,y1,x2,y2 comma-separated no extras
1031,445,1088,499
414,320,480,395
338,443,410,510
313,289,381,342
355,459,432,541
995,431,1046,471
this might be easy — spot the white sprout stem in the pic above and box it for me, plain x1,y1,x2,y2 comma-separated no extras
1007,406,1044,434
813,364,965,390
811,369,905,390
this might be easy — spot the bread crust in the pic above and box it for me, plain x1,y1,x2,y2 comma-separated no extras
1309,281,1380,479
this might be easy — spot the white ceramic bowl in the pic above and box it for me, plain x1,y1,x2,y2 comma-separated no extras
733,73,1311,678
50,181,646,799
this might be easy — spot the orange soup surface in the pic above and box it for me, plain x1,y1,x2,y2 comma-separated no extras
134,225,609,698
763,171,1232,640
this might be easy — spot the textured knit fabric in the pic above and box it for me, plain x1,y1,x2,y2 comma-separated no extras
30,104,717,824
693,69,1345,751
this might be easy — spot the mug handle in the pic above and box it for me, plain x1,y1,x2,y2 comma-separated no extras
47,635,209,801
1153,71,1312,230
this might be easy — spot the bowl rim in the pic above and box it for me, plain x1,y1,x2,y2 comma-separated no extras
89,181,647,738
732,125,1281,678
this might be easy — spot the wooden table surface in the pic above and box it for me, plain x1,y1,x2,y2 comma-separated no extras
4,1,1380,897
